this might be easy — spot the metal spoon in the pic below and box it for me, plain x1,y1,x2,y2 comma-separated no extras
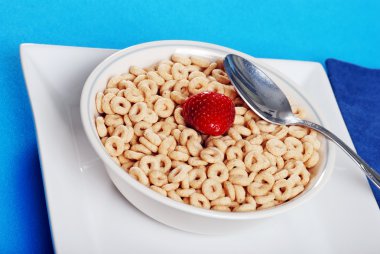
224,54,380,189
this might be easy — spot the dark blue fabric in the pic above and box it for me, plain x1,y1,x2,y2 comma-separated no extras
325,59,380,205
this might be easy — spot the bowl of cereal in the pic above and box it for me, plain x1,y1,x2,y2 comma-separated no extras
80,40,335,234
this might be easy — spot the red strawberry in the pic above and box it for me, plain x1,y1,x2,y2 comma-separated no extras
182,92,235,136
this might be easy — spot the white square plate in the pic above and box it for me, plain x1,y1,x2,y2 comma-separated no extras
21,43,380,254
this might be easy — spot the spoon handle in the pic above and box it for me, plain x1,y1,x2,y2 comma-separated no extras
298,120,380,189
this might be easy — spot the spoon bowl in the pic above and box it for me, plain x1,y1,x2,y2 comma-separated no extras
224,54,380,189
224,54,296,125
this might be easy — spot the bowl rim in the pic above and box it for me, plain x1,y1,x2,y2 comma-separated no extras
80,40,336,220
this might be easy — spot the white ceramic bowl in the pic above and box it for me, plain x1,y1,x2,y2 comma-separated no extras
80,40,336,234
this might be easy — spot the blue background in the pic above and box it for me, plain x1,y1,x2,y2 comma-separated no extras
0,0,379,252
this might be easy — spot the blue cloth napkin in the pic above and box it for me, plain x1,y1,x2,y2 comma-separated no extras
325,59,380,205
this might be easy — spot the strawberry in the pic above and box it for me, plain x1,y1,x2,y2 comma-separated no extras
182,92,235,136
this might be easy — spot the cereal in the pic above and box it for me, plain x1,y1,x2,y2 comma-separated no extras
200,147,223,163
202,179,223,200
154,97,175,118
189,76,209,95
188,156,208,167
156,154,172,173
247,172,275,196
95,54,321,212
188,71,206,80
168,164,192,183
305,151,320,168
172,63,188,80
143,128,161,146
234,185,246,203
212,69,230,84
104,136,124,156
158,136,176,155
162,182,180,192
167,190,183,202
124,150,145,160
96,92,104,113
266,139,287,156
112,125,134,143
102,93,115,114
110,96,131,115
244,151,270,172
157,63,173,81
150,185,167,196
203,62,217,76
147,71,165,86
138,79,158,98
173,79,190,96
125,87,144,103
129,102,148,122
133,121,152,136
129,167,149,186
96,116,107,138
139,155,160,173
133,74,147,84
190,193,211,209
190,56,210,68
255,193,275,205
104,88,119,95
187,138,203,157
170,91,187,104
207,162,229,182
188,167,207,189
168,150,189,162
176,188,195,197
143,109,159,124
272,179,292,201
139,136,158,153
149,170,168,187
226,146,243,160
171,54,191,66
129,66,146,76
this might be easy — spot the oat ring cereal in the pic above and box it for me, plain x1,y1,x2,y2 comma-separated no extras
168,165,192,183
190,193,211,209
129,167,149,186
189,76,209,94
139,155,160,174
96,116,107,138
226,146,243,160
95,54,321,212
125,87,144,103
247,172,275,196
187,138,203,157
244,151,270,172
104,136,124,157
129,102,148,122
202,179,223,201
110,96,131,115
149,170,168,187
154,97,175,118
188,156,207,167
180,128,200,145
159,136,176,155
152,154,170,172
207,162,229,183
172,63,189,80
157,63,173,81
266,138,287,156
272,179,293,201
112,125,134,143
284,136,304,153
200,147,223,163
188,168,207,189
